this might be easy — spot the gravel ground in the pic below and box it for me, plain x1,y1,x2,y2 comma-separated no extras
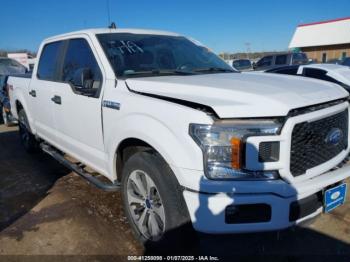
0,124,350,261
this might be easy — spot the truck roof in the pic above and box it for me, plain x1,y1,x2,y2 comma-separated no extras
45,28,181,42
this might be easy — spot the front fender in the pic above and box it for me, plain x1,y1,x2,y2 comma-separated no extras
105,113,207,184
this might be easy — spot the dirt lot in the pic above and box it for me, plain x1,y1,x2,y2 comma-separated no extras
0,124,350,260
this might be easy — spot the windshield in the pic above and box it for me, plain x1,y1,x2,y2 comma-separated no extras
292,53,308,65
97,33,235,78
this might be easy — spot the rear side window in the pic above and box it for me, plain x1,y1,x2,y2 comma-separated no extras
275,55,287,65
273,67,298,75
37,41,63,81
303,68,338,84
61,39,102,89
257,56,272,67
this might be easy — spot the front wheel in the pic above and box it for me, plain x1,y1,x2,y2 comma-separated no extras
121,151,196,250
18,109,39,153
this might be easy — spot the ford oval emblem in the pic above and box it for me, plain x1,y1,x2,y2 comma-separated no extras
331,191,341,200
325,128,343,146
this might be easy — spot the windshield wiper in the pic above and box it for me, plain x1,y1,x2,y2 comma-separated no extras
170,69,198,75
123,69,197,77
150,69,198,75
194,67,235,73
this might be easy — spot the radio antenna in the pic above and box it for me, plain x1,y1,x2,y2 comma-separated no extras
109,22,117,29
106,0,117,29
106,0,111,26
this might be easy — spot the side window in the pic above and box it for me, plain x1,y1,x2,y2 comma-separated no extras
62,39,102,97
275,67,298,75
275,55,287,65
257,56,272,67
37,41,63,81
303,68,326,79
303,68,338,84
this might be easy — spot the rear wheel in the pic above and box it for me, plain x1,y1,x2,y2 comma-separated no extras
121,151,196,250
18,109,39,153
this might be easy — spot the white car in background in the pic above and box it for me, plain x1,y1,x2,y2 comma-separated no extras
232,59,253,71
265,63,350,92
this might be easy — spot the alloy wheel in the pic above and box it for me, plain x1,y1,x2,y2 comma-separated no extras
126,170,166,241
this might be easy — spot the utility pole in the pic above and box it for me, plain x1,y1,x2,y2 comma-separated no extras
245,42,251,59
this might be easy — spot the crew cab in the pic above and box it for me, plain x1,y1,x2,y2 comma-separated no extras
253,52,308,71
7,28,350,246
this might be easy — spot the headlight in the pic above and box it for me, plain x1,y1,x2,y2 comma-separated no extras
189,119,282,180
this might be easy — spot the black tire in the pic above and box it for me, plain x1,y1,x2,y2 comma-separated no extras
121,150,196,251
18,109,39,153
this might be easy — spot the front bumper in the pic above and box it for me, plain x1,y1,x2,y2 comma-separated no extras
181,164,350,234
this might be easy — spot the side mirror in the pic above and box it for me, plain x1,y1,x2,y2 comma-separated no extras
70,68,99,97
72,68,93,88
252,62,257,69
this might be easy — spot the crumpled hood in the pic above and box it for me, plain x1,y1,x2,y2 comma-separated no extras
126,72,348,118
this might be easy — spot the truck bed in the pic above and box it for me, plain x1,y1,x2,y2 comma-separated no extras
7,73,32,118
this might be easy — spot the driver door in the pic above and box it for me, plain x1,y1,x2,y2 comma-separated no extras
52,37,107,173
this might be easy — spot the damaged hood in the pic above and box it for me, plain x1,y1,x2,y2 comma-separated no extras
126,72,348,118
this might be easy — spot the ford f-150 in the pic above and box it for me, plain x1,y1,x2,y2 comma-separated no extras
7,28,350,247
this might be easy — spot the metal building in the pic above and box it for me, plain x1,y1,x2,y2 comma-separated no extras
289,17,350,62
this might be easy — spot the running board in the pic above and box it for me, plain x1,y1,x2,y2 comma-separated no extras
41,143,120,192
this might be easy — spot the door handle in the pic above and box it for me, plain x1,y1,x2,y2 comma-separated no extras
51,95,61,105
29,90,36,97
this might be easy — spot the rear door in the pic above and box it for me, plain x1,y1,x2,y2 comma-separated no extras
52,37,107,173
31,41,64,144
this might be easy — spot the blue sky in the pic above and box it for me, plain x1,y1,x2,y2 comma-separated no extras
1,0,349,54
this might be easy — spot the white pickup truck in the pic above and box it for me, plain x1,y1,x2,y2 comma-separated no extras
7,28,350,246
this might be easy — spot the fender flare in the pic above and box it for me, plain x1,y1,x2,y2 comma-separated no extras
13,92,36,134
104,114,204,183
